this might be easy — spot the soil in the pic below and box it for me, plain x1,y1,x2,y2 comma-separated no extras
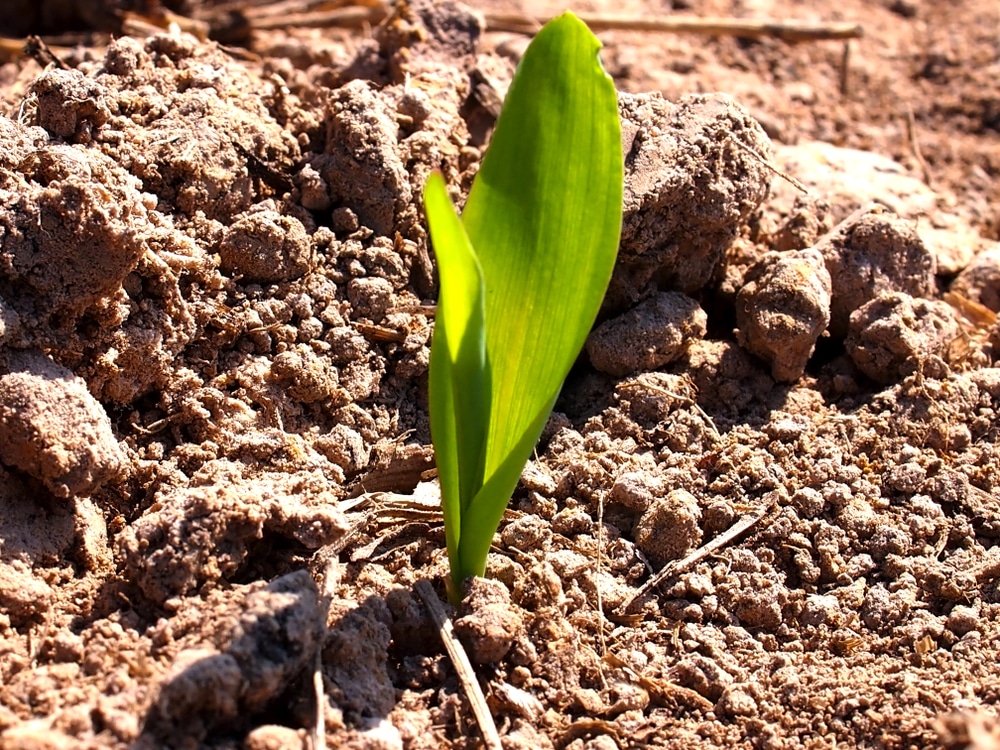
1,1,1000,749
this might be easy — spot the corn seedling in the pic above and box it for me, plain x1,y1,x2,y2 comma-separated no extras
423,12,623,600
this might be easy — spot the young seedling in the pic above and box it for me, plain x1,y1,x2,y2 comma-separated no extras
424,12,623,601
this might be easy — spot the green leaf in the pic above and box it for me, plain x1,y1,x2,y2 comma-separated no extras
425,12,623,598
424,171,490,574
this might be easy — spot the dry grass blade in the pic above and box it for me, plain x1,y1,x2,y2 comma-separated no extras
484,12,863,41
603,652,713,712
620,497,776,614
246,5,388,30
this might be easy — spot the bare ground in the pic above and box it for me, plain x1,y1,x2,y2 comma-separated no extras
1,1,999,749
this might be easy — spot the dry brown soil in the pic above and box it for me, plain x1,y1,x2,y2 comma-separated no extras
1,1,1000,748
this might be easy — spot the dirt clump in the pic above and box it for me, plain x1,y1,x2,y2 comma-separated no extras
816,204,937,337
454,577,524,664
0,349,125,498
633,488,703,567
587,291,706,377
952,244,1000,313
846,292,960,383
734,247,832,382
611,92,772,309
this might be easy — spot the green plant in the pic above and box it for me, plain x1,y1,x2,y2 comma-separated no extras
424,12,623,601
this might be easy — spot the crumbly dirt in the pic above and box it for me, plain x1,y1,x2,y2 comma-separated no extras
1,1,999,749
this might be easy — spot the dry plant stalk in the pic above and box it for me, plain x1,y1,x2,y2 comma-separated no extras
415,579,502,750
206,3,863,43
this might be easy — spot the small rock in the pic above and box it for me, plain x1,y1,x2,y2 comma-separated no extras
75,496,112,573
735,248,832,381
846,291,960,383
587,292,706,377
